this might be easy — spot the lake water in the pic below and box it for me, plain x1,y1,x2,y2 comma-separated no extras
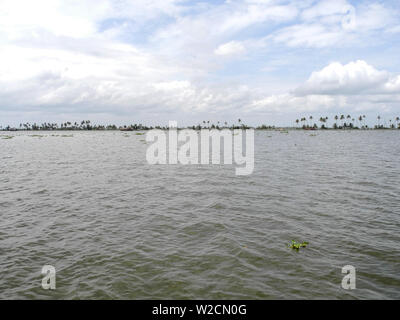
0,130,399,299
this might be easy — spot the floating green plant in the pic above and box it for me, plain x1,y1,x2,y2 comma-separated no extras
61,134,73,137
288,240,309,250
2,135,14,139
29,134,44,137
135,132,144,135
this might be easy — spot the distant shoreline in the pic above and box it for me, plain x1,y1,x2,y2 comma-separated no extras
1,115,399,131
1,127,399,132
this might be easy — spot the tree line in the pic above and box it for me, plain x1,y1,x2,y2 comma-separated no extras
1,116,400,131
295,115,400,129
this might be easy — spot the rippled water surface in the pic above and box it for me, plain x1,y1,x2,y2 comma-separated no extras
0,130,399,299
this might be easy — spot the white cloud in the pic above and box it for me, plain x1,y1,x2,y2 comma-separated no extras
218,4,298,33
151,1,299,64
0,0,110,39
272,1,397,48
248,91,400,118
248,93,338,113
383,75,400,93
153,81,191,91
249,60,400,116
215,41,246,56
301,0,349,21
295,60,391,95
356,3,396,31
0,0,184,40
386,25,400,34
273,23,347,48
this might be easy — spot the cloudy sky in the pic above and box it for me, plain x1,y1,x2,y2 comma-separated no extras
1,0,400,127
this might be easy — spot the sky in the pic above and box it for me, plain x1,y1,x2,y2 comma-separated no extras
0,0,400,127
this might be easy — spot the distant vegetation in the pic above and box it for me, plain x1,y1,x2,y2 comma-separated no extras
294,115,400,130
1,115,399,131
0,119,251,131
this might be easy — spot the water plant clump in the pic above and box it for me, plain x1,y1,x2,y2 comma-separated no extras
2,135,14,139
288,240,309,250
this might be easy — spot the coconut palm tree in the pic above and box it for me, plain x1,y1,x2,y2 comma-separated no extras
340,115,345,127
358,115,363,128
346,115,351,128
319,117,325,129
377,115,381,128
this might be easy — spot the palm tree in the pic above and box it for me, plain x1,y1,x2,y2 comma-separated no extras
396,117,400,129
346,115,351,128
377,115,381,128
295,119,299,128
319,117,325,129
334,115,339,128
358,115,363,128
